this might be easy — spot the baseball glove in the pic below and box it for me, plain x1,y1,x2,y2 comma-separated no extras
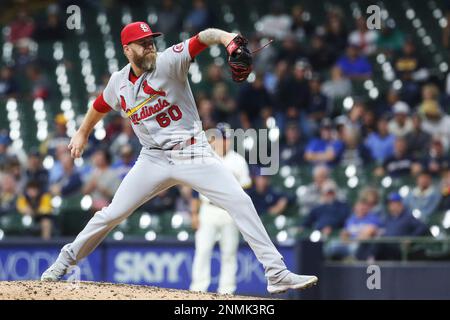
226,35,253,82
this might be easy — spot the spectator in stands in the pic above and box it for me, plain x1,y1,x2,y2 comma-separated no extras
0,173,18,217
246,171,289,216
414,138,450,177
339,126,372,168
419,100,450,150
33,4,66,42
361,109,378,138
348,16,379,56
0,134,14,172
112,144,136,180
393,39,428,106
109,118,141,158
265,59,288,97
376,21,405,55
421,83,440,104
438,169,450,210
183,0,214,34
141,188,178,214
40,113,70,157
443,1,450,48
300,166,345,216
307,34,336,72
13,38,37,71
279,121,305,166
377,87,401,117
290,4,315,43
393,39,428,83
321,65,352,104
275,59,311,132
8,9,35,44
324,198,381,260
82,149,121,212
372,192,430,260
25,64,51,100
6,157,26,192
255,1,292,40
155,0,183,36
197,97,217,130
48,144,69,185
105,114,124,143
334,99,365,133
49,153,83,197
25,150,49,192
302,180,351,238
336,44,372,80
359,186,383,217
175,185,194,217
275,34,306,67
237,72,273,129
375,137,414,178
16,180,53,240
211,83,237,125
305,118,344,167
323,8,349,53
0,66,18,99
303,74,328,133
388,101,413,137
405,113,432,160
404,171,441,223
365,115,395,164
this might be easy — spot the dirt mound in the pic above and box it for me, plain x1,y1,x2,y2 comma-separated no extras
0,281,270,300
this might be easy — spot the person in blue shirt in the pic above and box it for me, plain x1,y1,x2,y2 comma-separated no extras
279,121,306,166
324,198,381,260
403,171,441,223
336,44,372,80
304,118,344,167
365,115,395,164
302,180,351,237
375,137,415,178
246,170,290,216
371,192,430,260
49,153,82,197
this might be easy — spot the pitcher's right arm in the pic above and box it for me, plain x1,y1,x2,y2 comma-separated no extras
68,106,107,158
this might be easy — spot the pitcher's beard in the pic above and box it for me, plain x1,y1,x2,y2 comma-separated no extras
134,53,156,73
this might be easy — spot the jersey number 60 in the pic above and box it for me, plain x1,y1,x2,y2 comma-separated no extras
156,105,183,127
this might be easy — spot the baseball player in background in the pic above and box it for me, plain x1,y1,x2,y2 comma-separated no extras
41,21,318,293
190,123,251,295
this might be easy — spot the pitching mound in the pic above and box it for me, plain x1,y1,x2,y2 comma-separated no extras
0,281,270,300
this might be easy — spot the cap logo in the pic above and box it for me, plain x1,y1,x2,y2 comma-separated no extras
140,23,150,32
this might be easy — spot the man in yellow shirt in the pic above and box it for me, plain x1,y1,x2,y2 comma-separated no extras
17,180,53,240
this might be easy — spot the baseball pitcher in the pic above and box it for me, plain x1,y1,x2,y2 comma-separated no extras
41,21,317,294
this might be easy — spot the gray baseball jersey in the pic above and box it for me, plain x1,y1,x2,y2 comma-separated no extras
99,39,202,150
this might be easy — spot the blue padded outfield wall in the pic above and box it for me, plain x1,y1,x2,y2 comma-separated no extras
0,240,297,297
1,239,450,299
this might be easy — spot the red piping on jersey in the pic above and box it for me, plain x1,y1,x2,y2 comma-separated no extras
93,93,113,113
188,34,208,59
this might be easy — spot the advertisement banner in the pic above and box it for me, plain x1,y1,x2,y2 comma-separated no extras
0,246,102,281
105,243,295,295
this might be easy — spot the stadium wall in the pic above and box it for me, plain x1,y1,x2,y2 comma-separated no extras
1,240,449,299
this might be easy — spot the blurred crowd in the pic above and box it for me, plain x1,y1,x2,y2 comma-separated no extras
2,0,450,261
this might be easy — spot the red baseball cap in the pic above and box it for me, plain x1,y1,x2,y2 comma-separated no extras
121,22,162,46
